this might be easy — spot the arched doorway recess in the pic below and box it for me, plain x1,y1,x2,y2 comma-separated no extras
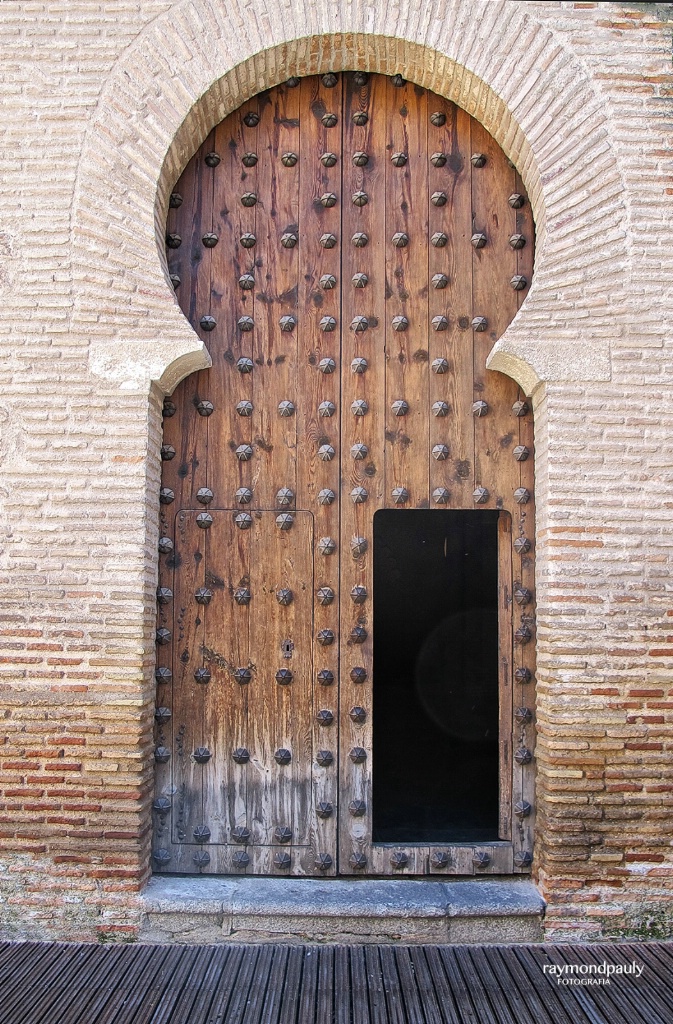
154,72,536,877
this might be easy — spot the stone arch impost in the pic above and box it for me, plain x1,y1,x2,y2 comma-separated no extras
73,0,622,395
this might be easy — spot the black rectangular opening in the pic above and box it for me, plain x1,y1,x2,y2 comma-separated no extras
372,509,501,844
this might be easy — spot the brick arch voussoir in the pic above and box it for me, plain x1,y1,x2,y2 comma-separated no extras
73,0,623,394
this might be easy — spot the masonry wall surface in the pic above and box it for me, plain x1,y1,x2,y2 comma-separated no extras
1,0,672,942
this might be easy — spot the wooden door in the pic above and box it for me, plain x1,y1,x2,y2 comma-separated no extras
155,73,536,876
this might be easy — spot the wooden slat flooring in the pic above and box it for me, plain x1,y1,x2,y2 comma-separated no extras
0,941,670,1024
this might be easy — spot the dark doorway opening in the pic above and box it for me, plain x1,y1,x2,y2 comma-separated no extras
372,509,501,843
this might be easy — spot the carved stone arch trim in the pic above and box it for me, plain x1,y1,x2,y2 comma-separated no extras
73,0,622,393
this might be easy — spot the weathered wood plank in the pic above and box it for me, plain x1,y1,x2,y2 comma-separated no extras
368,78,430,892
240,943,275,1024
383,77,429,512
364,947,389,1024
79,947,159,1024
125,948,200,1024
404,947,445,1024
582,945,666,1024
163,139,210,510
473,948,537,1024
95,948,186,1024
219,947,262,1024
334,945,353,1024
1,945,98,1024
469,120,520,508
245,79,304,875
350,944,372,1024
513,948,588,1024
277,945,304,1024
378,946,407,1024
201,512,249,866
297,945,319,1024
5,943,671,1024
453,947,509,1024
428,101,474,511
338,70,387,876
158,143,214,866
245,512,313,873
201,947,247,1024
257,945,290,1024
175,947,233,1024
496,947,573,1024
253,84,299,508
297,74,342,876
315,946,335,1024
170,511,207,869
209,105,256,506
434,946,481,1024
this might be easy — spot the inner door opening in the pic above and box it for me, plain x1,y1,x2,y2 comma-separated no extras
373,509,500,844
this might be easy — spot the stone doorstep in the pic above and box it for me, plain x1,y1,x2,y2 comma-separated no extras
139,877,546,945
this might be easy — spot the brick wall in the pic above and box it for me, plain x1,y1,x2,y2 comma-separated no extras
1,0,672,940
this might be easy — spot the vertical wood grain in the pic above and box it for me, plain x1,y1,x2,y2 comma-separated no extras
253,85,300,507
339,72,387,874
384,78,429,512
202,512,250,861
209,105,257,505
170,511,206,869
297,75,343,874
427,103,474,510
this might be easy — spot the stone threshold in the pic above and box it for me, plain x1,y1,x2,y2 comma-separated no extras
139,876,546,945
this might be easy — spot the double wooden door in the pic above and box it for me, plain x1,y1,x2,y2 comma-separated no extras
154,72,536,876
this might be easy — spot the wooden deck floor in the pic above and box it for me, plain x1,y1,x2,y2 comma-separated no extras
0,940,671,1024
